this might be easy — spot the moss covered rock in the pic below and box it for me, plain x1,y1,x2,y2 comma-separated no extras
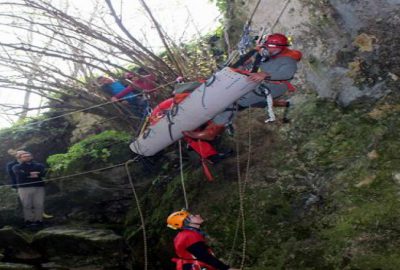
0,262,35,270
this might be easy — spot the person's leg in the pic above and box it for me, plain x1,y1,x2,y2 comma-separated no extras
18,187,35,222
237,91,266,108
183,122,225,141
183,106,235,141
32,187,45,222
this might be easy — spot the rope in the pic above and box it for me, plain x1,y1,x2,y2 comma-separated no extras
178,140,189,210
0,161,130,188
125,159,148,270
270,0,291,32
9,80,176,130
228,107,252,269
225,0,262,66
248,0,262,24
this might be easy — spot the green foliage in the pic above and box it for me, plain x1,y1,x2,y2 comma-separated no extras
209,0,228,14
47,130,131,175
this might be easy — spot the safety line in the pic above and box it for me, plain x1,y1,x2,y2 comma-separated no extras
0,161,130,188
7,80,176,130
271,0,291,32
248,0,263,24
228,107,252,269
178,140,189,210
125,159,148,270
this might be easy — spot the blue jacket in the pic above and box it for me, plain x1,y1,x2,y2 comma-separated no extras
101,81,136,100
12,162,46,188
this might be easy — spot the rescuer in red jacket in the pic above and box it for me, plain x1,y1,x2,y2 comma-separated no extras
167,210,239,270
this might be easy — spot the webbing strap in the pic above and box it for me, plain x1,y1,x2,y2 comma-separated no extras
265,93,276,123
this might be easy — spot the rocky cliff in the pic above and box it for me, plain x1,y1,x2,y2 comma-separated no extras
1,0,400,269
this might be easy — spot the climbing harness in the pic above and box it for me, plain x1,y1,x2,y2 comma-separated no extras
256,84,277,123
264,92,276,123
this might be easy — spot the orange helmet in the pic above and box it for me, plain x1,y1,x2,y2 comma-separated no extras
167,210,190,230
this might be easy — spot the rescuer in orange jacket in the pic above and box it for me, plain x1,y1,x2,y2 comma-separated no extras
167,210,239,270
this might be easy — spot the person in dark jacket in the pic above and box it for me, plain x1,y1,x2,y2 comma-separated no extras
6,150,28,189
12,152,46,226
167,210,239,270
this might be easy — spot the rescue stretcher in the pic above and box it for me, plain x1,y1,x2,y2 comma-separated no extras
130,67,257,156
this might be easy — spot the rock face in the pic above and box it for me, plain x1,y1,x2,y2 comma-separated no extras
0,262,35,270
0,227,40,261
0,188,21,227
33,227,125,269
0,226,127,270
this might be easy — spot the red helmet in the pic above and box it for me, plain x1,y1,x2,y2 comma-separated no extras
264,33,289,48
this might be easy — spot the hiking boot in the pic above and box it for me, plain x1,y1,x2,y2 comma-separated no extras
42,212,54,219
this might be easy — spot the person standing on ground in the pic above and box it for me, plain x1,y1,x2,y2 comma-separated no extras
6,150,28,189
12,152,46,227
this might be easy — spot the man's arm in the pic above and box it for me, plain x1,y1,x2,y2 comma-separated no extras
113,85,135,100
12,164,28,183
6,162,18,188
260,58,298,81
186,241,230,270
36,163,46,177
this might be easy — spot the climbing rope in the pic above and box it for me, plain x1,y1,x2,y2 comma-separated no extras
224,0,262,66
9,80,176,130
178,140,189,210
228,106,252,269
248,0,262,24
270,0,291,32
0,161,131,188
125,158,148,270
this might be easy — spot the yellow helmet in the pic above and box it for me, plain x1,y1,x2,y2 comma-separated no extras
167,210,190,230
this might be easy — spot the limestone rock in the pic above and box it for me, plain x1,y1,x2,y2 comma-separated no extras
355,175,376,188
353,33,377,52
0,187,21,227
367,150,379,160
33,226,123,257
388,72,399,81
0,262,35,269
0,226,41,260
393,173,400,185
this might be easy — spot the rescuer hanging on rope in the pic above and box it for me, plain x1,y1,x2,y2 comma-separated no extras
183,33,302,143
236,33,301,121
167,210,239,270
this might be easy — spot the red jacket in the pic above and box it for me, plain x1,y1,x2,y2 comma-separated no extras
173,228,217,270
113,74,157,99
